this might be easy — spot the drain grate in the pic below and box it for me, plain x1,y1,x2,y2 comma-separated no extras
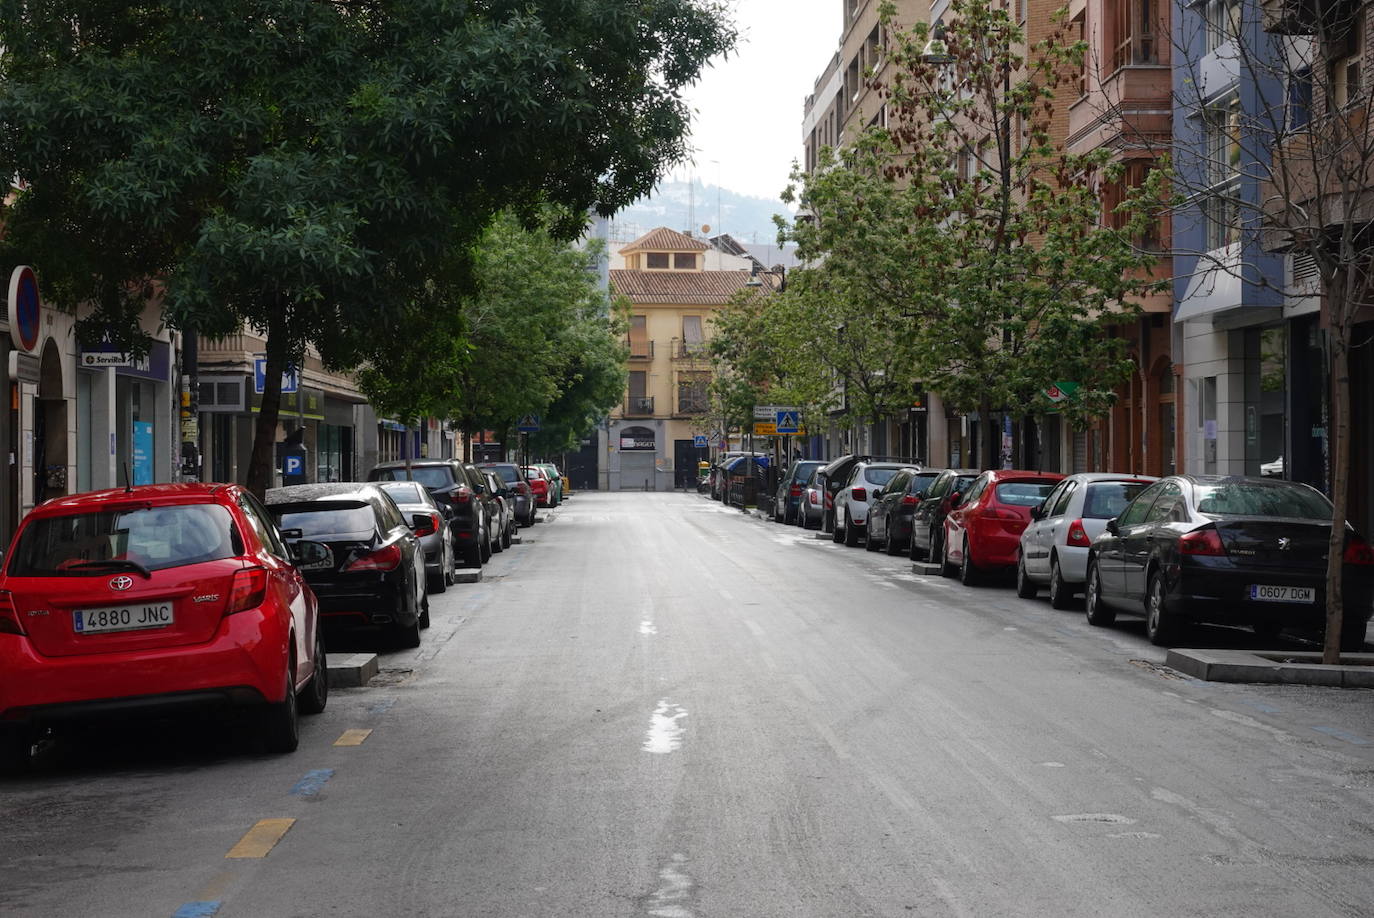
368,668,414,687
1130,659,1190,680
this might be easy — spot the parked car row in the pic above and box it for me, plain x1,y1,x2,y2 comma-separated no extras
0,459,569,772
766,457,1373,652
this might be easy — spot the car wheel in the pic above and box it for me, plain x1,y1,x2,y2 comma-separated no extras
1084,561,1115,627
261,659,300,754
1048,557,1073,610
464,535,483,568
502,522,513,549
865,520,881,551
886,528,904,556
1145,569,1178,646
832,510,844,543
428,555,448,594
844,511,861,547
443,537,455,586
480,525,493,563
941,534,956,578
298,630,329,716
1015,553,1037,598
418,592,431,630
930,527,944,567
959,538,979,586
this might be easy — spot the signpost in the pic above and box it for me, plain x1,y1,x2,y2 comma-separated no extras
775,410,802,434
516,414,541,433
253,358,299,395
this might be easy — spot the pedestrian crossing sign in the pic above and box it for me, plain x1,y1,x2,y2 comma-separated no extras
775,410,802,434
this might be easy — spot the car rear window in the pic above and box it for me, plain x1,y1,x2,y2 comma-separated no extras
995,482,1058,507
8,504,241,576
376,482,426,505
1082,481,1151,519
910,473,939,496
792,462,823,482
372,466,451,489
485,465,521,483
272,502,376,540
863,467,901,486
1194,481,1331,519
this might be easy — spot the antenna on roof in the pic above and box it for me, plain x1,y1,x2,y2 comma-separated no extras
122,463,132,494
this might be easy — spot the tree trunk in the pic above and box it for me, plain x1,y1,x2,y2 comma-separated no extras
245,320,287,501
1323,338,1350,664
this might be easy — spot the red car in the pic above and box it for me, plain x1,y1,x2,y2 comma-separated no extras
942,470,1065,586
0,483,329,772
523,466,552,508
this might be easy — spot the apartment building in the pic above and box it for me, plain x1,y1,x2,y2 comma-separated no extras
603,227,778,490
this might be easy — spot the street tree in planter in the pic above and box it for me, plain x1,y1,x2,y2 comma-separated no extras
780,0,1162,464
0,0,735,496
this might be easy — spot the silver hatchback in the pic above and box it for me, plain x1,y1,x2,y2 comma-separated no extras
1017,473,1157,608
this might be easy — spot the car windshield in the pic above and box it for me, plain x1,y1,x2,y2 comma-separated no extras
8,504,240,576
863,467,901,486
792,462,822,482
910,474,939,495
376,482,426,505
372,467,450,489
272,502,375,540
995,482,1058,507
1083,481,1151,519
1194,481,1331,519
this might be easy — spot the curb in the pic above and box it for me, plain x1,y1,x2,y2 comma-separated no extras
327,653,379,688
1166,648,1374,687
454,569,483,584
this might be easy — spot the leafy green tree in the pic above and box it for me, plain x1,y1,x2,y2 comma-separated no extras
771,0,1162,461
0,0,735,495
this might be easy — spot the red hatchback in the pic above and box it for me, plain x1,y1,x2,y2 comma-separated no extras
523,466,552,508
0,484,328,771
942,470,1065,586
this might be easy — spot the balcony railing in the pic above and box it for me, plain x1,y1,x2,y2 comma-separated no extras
628,339,654,360
672,339,710,360
677,398,708,415
624,396,655,416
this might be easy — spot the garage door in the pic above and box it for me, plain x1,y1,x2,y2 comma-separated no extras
620,451,656,490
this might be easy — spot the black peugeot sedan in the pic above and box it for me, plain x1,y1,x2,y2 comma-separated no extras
266,483,428,649
1084,475,1374,649
909,468,981,562
866,467,940,556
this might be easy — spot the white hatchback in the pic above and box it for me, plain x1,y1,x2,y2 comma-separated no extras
1016,473,1157,607
832,462,912,548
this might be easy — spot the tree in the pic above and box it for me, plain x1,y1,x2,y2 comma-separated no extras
0,0,735,495
771,0,1161,462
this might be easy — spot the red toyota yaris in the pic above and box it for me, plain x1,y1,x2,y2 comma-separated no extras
0,484,328,771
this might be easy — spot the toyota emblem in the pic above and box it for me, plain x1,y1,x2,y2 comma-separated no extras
109,575,134,591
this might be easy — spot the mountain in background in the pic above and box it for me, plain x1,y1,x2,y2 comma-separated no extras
607,179,796,261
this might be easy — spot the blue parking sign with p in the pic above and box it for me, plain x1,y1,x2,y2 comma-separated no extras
284,455,303,475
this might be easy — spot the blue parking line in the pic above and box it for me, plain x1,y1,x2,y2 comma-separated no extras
172,903,222,918
1238,699,1280,714
290,768,335,796
368,698,397,716
1312,726,1370,746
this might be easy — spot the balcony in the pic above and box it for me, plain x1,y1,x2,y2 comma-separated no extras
1261,0,1315,33
672,339,710,361
624,396,655,416
677,398,708,415
628,339,655,360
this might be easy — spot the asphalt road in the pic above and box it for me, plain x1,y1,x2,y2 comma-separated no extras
3,491,1373,918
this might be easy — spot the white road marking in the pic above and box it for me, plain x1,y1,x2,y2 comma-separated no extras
647,853,696,918
1052,813,1137,825
643,701,688,754
1038,761,1066,767
743,619,765,637
640,621,658,635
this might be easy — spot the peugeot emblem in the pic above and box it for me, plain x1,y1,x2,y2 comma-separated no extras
1277,537,1291,551
109,575,134,591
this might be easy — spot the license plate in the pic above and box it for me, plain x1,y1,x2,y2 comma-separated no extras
1249,584,1315,604
74,603,175,634
300,546,334,571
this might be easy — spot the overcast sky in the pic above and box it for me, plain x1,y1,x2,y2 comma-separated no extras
671,0,839,203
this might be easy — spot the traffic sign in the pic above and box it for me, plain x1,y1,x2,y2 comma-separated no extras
775,410,801,434
516,414,541,432
284,454,304,475
753,422,777,436
253,358,299,394
693,435,708,448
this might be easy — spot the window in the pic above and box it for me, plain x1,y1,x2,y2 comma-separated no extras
1106,160,1163,250
1203,0,1241,54
1202,94,1242,249
1144,481,1183,523
628,371,647,399
1119,481,1165,526
241,493,290,560
1108,0,1159,70
1331,16,1363,109
677,372,709,414
8,504,242,576
646,252,670,269
1288,67,1313,131
1194,480,1331,518
628,315,651,359
1051,481,1079,517
1083,481,1152,519
673,253,697,270
681,315,705,356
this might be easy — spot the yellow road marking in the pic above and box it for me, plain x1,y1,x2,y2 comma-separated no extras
334,728,373,746
197,871,235,899
225,818,295,859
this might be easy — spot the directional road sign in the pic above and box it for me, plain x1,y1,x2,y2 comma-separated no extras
775,410,802,434
753,422,777,436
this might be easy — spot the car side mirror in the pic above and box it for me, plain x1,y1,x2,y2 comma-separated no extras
278,527,304,541
410,513,437,536
1105,518,1120,536
291,540,330,567
1031,501,1045,521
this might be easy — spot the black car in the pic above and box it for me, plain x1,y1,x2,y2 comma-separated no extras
375,480,458,593
1084,475,1374,648
478,462,535,526
817,454,918,532
909,468,981,562
867,468,941,555
772,459,825,525
265,483,429,649
368,459,492,567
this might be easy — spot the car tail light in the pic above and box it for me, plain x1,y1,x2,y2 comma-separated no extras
227,568,269,614
0,590,25,635
901,495,920,506
1066,519,1091,547
851,487,867,502
343,543,403,572
1180,528,1226,556
1344,537,1374,565
809,491,820,506
454,485,473,504
789,484,802,497
516,481,530,495
414,512,442,536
